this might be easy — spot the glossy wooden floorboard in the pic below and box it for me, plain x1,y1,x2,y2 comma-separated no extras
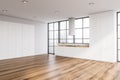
0,54,120,80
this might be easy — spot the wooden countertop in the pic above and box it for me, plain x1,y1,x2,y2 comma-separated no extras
58,43,89,47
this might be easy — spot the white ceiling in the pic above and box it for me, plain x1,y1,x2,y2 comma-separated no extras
0,0,120,23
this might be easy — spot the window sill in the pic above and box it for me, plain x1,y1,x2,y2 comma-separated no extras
58,43,89,48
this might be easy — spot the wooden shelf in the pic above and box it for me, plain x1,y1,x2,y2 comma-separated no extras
58,43,89,48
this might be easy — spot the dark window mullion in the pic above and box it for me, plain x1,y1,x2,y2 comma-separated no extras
48,23,49,54
59,21,62,43
73,35,75,44
66,21,67,43
58,21,60,43
117,12,119,62
53,23,55,54
82,18,84,44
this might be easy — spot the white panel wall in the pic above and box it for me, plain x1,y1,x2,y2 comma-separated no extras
22,24,35,56
55,11,117,62
0,21,35,60
35,23,47,54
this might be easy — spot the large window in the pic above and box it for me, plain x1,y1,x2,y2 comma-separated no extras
59,17,89,44
48,22,59,54
48,17,89,54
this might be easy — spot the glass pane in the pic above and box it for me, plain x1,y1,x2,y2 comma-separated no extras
75,39,82,43
67,35,73,39
118,27,120,38
49,23,54,30
54,31,58,39
83,28,89,38
118,26,120,28
75,19,82,28
83,39,89,43
83,18,89,27
49,47,54,53
60,39,66,43
118,39,120,49
118,50,120,61
67,39,73,43
60,21,66,30
60,30,66,39
49,40,54,46
118,13,120,25
49,31,53,39
54,22,58,30
67,21,69,29
75,29,82,38
54,40,58,46
67,30,73,39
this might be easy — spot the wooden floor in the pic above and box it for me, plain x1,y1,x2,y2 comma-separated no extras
0,54,120,80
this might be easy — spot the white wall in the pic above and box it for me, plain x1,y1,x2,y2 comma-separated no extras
35,23,47,54
0,15,47,60
0,21,35,60
55,11,117,62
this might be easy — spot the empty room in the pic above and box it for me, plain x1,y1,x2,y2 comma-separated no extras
0,0,120,80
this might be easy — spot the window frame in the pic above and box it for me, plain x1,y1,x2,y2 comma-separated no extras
48,16,89,54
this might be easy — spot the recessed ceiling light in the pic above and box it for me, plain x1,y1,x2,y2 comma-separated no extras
89,2,95,5
1,10,8,13
21,0,28,3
